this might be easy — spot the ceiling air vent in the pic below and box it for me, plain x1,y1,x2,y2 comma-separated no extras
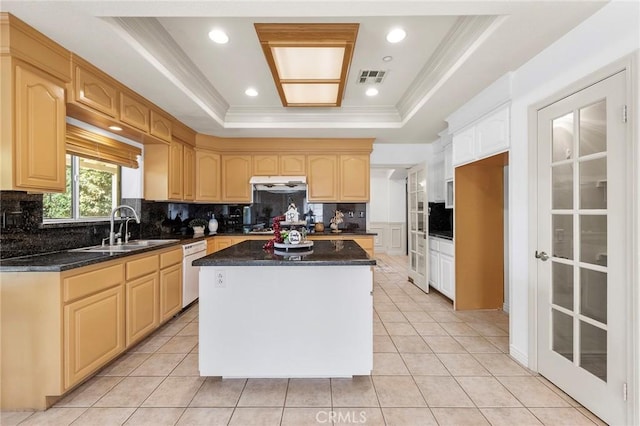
358,70,387,84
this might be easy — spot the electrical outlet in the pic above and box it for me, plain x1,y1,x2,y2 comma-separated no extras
215,270,226,288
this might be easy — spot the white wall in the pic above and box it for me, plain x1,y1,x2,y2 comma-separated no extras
369,168,408,255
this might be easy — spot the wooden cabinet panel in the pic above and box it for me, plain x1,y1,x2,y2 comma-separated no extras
73,65,117,117
221,155,252,202
126,255,159,281
64,285,125,389
195,149,221,202
119,93,149,132
14,64,66,192
150,110,172,143
63,263,124,303
280,154,306,175
168,141,183,200
126,273,159,347
214,237,233,252
160,264,182,322
339,154,369,201
183,145,195,201
253,155,278,175
307,155,338,202
160,248,182,269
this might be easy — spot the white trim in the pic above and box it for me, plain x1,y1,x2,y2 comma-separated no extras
509,344,528,367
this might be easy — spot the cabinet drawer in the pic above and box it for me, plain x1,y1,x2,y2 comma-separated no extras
63,263,124,303
439,240,454,257
160,248,183,268
126,254,159,281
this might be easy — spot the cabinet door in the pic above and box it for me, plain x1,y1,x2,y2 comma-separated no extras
14,64,66,192
429,250,439,286
160,264,182,322
476,107,509,157
73,65,118,117
126,274,159,347
168,141,183,200
452,127,476,167
307,155,338,202
252,155,279,175
183,145,195,201
120,93,149,132
150,110,172,143
280,155,306,175
444,143,453,180
214,238,233,252
221,155,252,202
64,285,125,389
439,254,455,300
339,154,370,201
195,150,221,202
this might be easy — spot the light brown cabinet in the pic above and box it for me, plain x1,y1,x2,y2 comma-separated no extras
183,145,195,201
125,254,160,347
195,149,221,202
120,92,149,132
221,155,252,202
168,141,184,200
72,63,118,117
145,140,194,202
339,154,370,201
280,154,306,175
307,155,338,202
150,110,172,143
160,264,182,322
253,155,279,175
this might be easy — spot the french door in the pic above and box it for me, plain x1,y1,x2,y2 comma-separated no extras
408,163,428,292
536,71,628,425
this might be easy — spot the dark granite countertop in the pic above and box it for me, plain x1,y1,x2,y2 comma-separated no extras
193,240,376,267
429,231,453,240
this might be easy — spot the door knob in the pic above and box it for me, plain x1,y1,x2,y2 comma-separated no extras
535,250,549,261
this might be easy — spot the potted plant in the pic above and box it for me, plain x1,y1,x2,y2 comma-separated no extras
189,218,208,236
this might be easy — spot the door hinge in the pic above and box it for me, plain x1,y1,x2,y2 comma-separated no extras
622,105,628,123
623,382,628,401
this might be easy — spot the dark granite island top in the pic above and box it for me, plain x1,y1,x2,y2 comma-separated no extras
193,239,376,267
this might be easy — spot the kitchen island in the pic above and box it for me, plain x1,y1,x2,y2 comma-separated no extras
193,239,375,378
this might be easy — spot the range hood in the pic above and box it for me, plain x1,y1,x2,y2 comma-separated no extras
250,176,307,193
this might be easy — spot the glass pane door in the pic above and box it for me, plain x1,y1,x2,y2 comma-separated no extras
408,163,428,292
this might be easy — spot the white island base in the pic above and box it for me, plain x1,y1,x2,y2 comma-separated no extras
199,265,373,378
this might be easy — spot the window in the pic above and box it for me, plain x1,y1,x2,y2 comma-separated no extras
43,154,120,221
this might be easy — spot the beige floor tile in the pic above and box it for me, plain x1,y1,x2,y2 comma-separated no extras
170,354,200,376
391,335,432,353
372,376,426,407
281,407,331,426
456,377,522,407
373,352,410,375
237,378,288,407
154,321,187,337
576,407,608,426
331,376,379,407
190,344,199,354
438,354,491,376
412,322,449,336
285,378,331,407
335,408,385,426
55,376,123,407
373,335,397,353
176,407,233,426
467,321,508,337
0,411,35,426
422,335,466,353
429,311,463,323
190,378,246,407
440,322,480,336
431,407,490,425
480,408,543,426
373,322,388,336
176,322,199,336
535,376,581,407
454,336,502,353
97,353,151,376
382,407,437,425
228,407,283,426
394,301,423,312
485,336,510,353
401,353,450,376
473,353,530,376
497,376,570,407
373,302,400,312
71,407,135,425
130,353,186,376
377,310,407,322
124,407,184,425
383,322,418,336
413,376,473,407
19,408,86,426
94,376,164,407
418,301,453,312
143,376,205,407
528,408,595,425
156,336,199,354
130,335,172,353
403,311,436,323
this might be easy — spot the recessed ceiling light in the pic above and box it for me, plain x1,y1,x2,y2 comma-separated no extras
108,125,122,131
365,87,379,97
208,29,229,44
245,88,259,97
382,56,393,62
386,28,406,43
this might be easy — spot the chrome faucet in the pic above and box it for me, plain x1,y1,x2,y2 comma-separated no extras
110,205,140,246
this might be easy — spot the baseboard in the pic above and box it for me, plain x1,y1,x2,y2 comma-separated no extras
503,302,510,313
509,344,529,368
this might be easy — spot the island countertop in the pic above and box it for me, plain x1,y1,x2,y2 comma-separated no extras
193,239,376,267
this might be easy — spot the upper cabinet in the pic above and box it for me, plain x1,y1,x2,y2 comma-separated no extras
307,155,338,202
195,149,221,202
252,155,279,176
280,155,306,175
168,141,184,200
339,154,369,201
73,64,118,118
183,145,195,201
145,140,195,202
452,106,509,167
119,93,149,133
221,155,252,202
150,110,172,143
444,143,453,181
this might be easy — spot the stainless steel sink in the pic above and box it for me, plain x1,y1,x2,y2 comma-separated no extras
69,239,179,253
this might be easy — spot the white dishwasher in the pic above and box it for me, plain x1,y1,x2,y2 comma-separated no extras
182,240,207,308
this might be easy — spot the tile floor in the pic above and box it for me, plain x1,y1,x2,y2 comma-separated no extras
1,254,606,425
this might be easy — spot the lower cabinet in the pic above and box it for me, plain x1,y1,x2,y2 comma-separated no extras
160,263,182,322
125,274,159,347
428,237,455,301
